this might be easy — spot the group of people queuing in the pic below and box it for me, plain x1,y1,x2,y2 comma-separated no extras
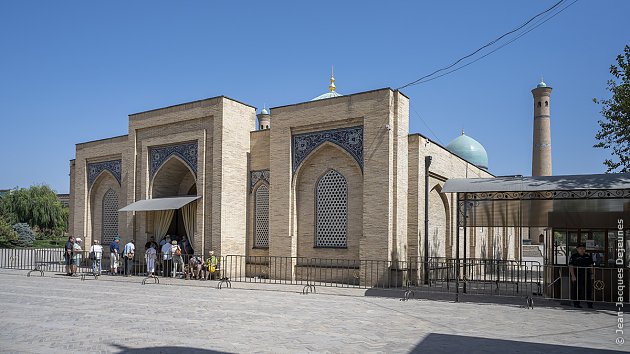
151,235,218,280
63,234,219,280
64,235,136,277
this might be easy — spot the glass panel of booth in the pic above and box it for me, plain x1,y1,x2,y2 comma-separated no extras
552,228,628,267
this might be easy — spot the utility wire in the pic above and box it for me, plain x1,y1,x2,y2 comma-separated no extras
409,0,578,86
411,104,444,145
398,0,566,89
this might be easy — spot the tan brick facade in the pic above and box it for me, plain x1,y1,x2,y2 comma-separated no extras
69,89,519,267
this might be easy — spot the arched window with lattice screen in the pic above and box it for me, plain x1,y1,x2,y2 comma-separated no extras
315,169,347,248
254,184,269,248
102,188,119,245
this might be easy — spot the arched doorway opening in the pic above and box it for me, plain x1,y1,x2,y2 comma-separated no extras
150,156,198,252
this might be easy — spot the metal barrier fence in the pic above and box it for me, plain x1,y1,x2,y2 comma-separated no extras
544,265,629,304
2,248,625,304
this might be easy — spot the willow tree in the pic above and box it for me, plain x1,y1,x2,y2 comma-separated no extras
0,185,67,236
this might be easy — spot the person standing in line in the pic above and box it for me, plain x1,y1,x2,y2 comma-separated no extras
72,238,83,277
145,244,157,277
64,236,75,276
90,240,103,275
171,240,184,278
109,237,121,275
161,236,172,277
123,239,135,277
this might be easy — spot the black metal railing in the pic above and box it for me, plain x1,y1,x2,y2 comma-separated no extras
3,248,625,303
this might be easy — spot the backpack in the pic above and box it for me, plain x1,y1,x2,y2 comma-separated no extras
175,246,182,256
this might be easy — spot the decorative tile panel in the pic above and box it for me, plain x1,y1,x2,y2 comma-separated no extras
250,170,270,192
149,142,198,178
87,160,121,189
292,126,363,174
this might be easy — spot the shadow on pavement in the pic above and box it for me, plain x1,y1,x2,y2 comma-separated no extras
112,344,229,354
363,288,623,312
410,333,626,354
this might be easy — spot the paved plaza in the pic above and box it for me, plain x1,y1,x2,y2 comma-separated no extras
0,270,627,354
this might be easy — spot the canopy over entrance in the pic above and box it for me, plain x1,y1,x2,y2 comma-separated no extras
119,196,201,212
443,173,630,228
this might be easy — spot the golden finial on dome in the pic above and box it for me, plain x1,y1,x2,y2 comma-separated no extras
329,65,336,92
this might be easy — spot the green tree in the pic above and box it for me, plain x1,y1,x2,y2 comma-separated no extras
0,217,18,247
594,45,630,173
0,185,68,237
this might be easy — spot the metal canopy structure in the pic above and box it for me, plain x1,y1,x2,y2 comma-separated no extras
119,196,201,212
440,173,630,302
443,173,630,228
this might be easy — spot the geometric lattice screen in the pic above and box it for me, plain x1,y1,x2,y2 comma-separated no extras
254,184,270,248
102,188,119,245
316,169,348,248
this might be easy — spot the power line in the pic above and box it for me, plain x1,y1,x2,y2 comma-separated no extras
408,0,578,86
410,104,444,145
397,0,568,89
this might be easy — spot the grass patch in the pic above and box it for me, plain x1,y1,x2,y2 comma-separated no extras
32,237,66,248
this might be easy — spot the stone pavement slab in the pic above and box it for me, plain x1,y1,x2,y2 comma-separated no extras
0,270,627,353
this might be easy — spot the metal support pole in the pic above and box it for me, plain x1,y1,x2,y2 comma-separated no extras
455,193,460,302
424,156,432,285
463,193,468,294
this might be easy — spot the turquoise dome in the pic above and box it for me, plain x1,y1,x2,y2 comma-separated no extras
446,133,489,170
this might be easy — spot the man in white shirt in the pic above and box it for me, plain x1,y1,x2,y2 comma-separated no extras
161,236,172,277
123,239,135,276
89,240,104,275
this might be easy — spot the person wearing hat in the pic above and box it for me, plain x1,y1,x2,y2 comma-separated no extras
90,239,103,275
205,250,218,280
569,243,594,308
109,236,121,275
171,239,184,278
72,237,83,276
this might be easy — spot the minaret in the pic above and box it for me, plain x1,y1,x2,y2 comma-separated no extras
531,78,552,176
257,105,270,130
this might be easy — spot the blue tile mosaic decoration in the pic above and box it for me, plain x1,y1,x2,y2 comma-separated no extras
87,160,122,189
250,170,270,191
150,142,198,178
292,126,363,174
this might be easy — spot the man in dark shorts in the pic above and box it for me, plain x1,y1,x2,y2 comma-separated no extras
569,243,594,308
65,236,75,276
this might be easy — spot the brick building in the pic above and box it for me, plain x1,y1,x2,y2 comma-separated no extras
69,75,520,266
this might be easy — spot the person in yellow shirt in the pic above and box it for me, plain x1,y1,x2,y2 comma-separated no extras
205,250,218,280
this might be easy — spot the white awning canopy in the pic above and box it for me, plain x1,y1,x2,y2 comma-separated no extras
119,196,201,212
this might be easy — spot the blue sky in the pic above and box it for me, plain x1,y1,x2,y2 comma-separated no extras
0,1,628,193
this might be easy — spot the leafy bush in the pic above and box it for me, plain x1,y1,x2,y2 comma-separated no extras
12,223,35,247
0,217,18,247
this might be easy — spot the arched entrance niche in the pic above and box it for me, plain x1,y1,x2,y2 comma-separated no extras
150,155,198,249
428,183,450,258
89,170,121,245
294,142,363,261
